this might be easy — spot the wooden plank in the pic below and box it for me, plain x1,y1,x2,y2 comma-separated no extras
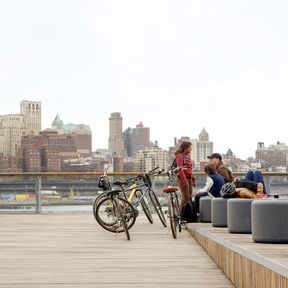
0,213,233,287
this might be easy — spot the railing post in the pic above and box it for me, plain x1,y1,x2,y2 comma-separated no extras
35,175,42,214
264,175,271,195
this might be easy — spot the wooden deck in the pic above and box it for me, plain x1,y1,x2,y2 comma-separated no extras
0,213,233,288
187,223,288,287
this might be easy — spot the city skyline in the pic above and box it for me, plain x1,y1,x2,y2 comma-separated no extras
1,1,287,159
1,101,285,162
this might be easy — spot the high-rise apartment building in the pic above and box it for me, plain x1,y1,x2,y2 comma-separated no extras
135,146,167,172
108,112,125,157
0,100,41,158
0,114,26,156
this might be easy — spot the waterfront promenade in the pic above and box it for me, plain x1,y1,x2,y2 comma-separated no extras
0,213,233,288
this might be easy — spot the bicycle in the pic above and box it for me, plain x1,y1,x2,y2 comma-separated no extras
113,177,153,224
93,167,166,227
162,168,182,238
130,167,167,227
94,188,136,240
92,165,113,221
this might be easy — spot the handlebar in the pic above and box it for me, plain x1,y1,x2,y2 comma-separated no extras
147,167,160,175
125,167,163,183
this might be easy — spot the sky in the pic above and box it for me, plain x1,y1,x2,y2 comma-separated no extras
0,0,288,160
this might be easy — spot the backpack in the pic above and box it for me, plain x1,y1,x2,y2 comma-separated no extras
171,153,186,170
180,200,198,223
98,176,111,191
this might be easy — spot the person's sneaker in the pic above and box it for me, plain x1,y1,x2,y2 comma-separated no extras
180,221,187,228
257,183,264,193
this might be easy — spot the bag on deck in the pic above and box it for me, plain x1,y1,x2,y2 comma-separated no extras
180,200,198,223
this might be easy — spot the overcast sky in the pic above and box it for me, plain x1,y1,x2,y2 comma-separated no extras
0,0,287,159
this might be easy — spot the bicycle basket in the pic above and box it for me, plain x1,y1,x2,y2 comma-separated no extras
143,174,152,187
98,176,111,191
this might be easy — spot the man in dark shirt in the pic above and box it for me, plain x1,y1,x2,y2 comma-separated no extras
207,153,234,183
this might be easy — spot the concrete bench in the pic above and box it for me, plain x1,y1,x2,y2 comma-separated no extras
211,198,228,227
252,199,288,243
199,197,212,223
227,198,253,233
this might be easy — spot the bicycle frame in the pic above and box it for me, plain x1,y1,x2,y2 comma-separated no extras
124,181,149,205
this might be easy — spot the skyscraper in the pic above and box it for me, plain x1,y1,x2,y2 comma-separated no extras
123,122,151,157
130,122,150,156
191,128,213,163
108,112,125,157
20,100,41,134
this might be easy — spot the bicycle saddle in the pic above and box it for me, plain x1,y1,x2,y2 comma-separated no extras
113,180,128,187
162,186,178,193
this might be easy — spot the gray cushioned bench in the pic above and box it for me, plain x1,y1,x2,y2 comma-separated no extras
252,199,288,243
227,198,253,233
211,198,228,227
199,197,212,223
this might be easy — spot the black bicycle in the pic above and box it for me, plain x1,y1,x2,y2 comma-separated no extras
93,167,166,227
94,188,136,240
162,169,181,238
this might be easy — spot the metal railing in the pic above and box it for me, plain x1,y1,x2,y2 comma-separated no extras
0,171,287,214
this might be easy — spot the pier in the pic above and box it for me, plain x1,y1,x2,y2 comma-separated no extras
0,213,233,287
1,172,288,287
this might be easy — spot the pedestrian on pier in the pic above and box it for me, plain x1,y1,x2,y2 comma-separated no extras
175,141,196,209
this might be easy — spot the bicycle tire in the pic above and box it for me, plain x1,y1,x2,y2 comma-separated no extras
114,198,130,240
148,189,167,227
93,192,107,221
95,196,136,233
135,190,153,224
168,197,177,238
93,190,130,221
175,193,181,233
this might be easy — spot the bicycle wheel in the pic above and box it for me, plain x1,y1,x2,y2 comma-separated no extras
95,196,136,233
175,193,181,233
93,192,107,221
148,189,167,227
135,189,153,224
168,196,177,238
114,197,130,240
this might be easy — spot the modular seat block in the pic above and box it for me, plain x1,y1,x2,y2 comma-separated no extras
227,198,253,233
199,197,212,223
252,199,288,243
211,198,228,227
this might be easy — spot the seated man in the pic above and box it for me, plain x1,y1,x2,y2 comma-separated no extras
207,153,234,183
